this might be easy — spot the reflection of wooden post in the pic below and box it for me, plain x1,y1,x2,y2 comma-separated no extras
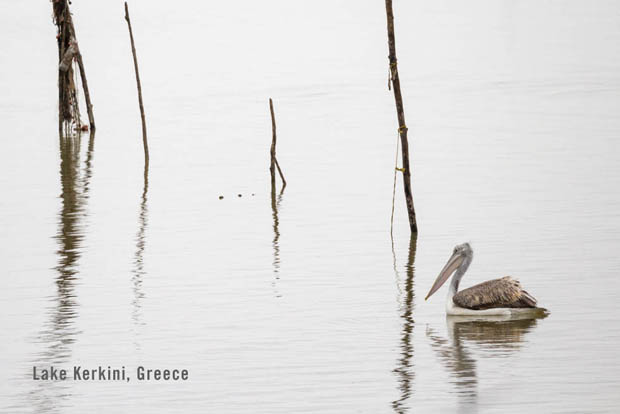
125,2,149,166
132,161,149,323
271,187,282,277
385,0,418,233
269,98,286,189
392,233,418,411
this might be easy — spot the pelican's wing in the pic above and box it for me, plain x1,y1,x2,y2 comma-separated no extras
453,276,537,310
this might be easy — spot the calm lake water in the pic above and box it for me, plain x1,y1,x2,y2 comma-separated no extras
1,1,620,413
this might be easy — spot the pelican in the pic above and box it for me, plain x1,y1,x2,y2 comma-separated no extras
425,243,547,316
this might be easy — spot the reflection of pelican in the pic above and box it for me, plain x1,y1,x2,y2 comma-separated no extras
425,243,548,316
426,323,477,406
426,314,545,410
446,315,543,350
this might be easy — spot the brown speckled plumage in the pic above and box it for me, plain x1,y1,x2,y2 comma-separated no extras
453,276,537,310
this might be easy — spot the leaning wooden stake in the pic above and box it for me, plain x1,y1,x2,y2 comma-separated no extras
269,98,286,188
65,10,95,131
385,0,418,233
125,2,149,166
74,46,96,131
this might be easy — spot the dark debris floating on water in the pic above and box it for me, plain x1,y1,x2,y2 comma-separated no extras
218,193,257,199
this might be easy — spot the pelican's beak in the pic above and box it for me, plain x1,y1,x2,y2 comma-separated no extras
425,251,464,301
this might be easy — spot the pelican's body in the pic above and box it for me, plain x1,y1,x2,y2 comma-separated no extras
426,243,547,317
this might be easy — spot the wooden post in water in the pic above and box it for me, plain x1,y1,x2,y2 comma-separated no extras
269,98,286,189
125,2,149,166
52,0,95,133
385,0,418,233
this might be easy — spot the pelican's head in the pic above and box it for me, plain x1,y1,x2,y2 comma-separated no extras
425,242,473,301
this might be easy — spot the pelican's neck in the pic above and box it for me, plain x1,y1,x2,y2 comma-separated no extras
446,253,473,300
